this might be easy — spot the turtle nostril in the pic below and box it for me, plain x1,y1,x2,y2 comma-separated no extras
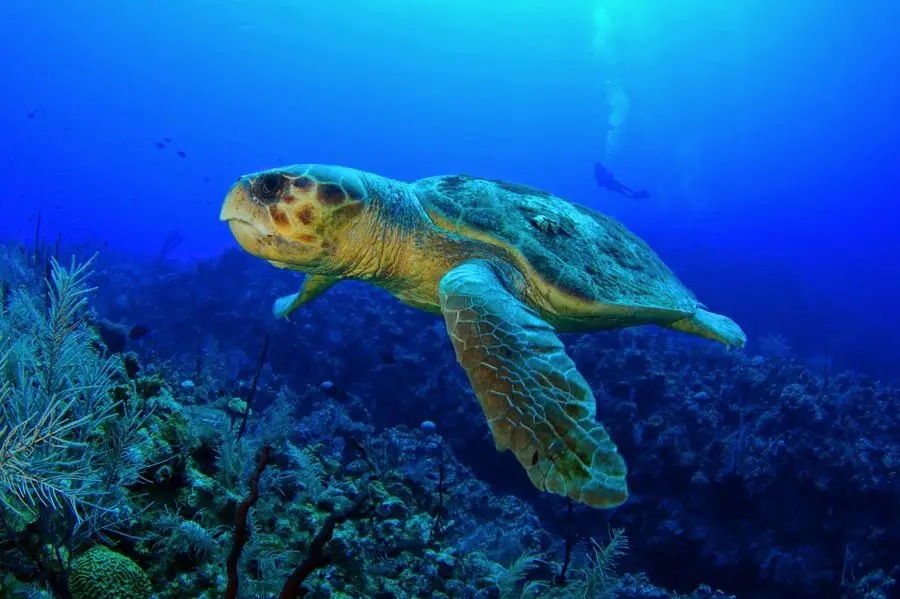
255,173,285,202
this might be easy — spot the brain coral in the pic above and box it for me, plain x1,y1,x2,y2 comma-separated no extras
69,545,152,599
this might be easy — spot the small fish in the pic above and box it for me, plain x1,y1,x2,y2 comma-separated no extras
26,110,36,119
123,354,140,379
95,319,128,354
0,279,10,313
128,325,152,340
380,349,395,364
320,380,342,398
177,151,186,158
164,137,172,143
155,141,165,149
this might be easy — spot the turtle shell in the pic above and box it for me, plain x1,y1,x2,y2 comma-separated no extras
412,174,699,316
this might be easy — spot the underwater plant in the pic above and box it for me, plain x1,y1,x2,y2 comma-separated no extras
0,259,142,595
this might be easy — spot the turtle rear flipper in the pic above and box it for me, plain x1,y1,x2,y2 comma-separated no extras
439,261,628,508
669,309,747,349
273,274,337,319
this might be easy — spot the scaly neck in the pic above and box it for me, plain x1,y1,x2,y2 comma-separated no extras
337,178,497,309
337,177,433,284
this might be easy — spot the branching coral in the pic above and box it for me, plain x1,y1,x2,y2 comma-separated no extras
279,474,376,598
225,444,271,599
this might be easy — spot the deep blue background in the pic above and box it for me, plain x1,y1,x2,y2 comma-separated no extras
2,0,898,374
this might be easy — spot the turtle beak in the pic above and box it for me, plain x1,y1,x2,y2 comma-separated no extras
220,178,253,222
220,177,275,254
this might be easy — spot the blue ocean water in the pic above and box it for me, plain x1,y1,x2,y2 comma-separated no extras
1,1,898,598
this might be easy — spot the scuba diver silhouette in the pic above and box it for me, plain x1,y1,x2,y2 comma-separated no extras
594,162,650,199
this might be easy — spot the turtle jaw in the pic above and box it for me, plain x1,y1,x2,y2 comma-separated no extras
224,219,269,257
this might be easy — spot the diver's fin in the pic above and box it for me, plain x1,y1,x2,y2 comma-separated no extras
273,274,337,319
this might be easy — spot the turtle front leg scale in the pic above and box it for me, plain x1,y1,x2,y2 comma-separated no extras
438,260,628,509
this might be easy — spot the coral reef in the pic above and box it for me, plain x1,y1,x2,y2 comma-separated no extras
1,246,897,598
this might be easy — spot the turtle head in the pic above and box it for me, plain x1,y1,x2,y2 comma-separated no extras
220,164,370,272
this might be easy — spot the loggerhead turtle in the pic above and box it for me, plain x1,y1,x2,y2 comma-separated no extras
220,164,746,509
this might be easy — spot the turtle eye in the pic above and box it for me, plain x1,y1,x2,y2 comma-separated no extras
255,173,285,200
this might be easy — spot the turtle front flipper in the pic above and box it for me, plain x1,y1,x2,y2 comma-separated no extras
439,261,628,509
273,274,338,319
669,308,747,349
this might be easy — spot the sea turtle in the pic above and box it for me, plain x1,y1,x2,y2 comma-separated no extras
220,164,746,509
